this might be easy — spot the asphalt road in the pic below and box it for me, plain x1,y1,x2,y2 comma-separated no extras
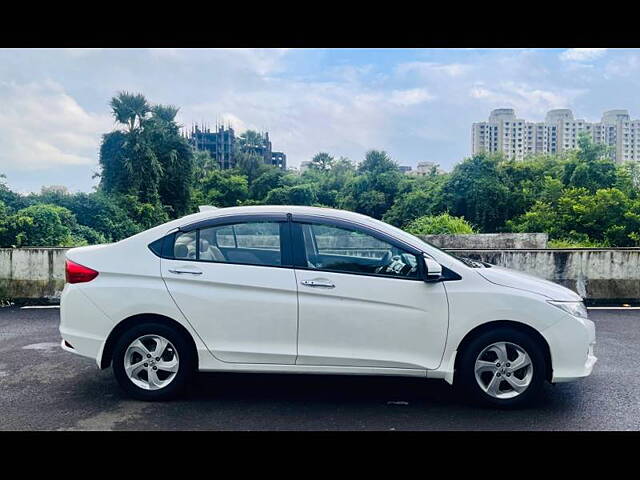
0,306,638,431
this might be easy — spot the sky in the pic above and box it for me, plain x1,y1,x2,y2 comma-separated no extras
1,47,640,193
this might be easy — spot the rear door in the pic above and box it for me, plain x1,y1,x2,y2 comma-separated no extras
291,217,449,370
161,215,299,364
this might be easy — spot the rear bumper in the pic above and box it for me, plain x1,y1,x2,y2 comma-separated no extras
59,284,113,367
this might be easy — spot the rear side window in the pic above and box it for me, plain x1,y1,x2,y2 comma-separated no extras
174,231,197,259
172,221,285,267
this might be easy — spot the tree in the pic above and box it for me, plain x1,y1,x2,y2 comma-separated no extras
406,213,476,235
264,184,318,205
383,173,447,227
99,93,193,216
198,170,249,207
109,92,150,132
250,168,290,202
2,204,78,247
508,187,640,247
562,133,616,192
310,152,334,171
193,150,218,179
339,150,404,219
145,105,194,216
439,153,512,232
99,93,162,203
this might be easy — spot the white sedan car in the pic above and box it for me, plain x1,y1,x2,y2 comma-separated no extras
60,205,596,407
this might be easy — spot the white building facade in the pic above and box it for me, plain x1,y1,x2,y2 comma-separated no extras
472,108,640,163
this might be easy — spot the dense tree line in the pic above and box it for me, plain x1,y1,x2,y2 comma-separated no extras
1,93,640,248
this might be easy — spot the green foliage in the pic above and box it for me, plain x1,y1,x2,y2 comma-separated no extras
98,92,193,215
2,204,78,247
508,187,640,247
197,170,249,207
383,174,447,227
310,152,334,171
440,153,513,232
339,150,404,219
405,213,475,235
264,184,318,205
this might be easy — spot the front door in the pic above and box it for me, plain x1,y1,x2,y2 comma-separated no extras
292,220,449,370
161,219,298,364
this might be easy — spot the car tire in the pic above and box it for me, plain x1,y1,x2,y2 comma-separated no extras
112,322,195,401
456,326,546,408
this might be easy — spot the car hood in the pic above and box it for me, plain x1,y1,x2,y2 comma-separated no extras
476,265,582,301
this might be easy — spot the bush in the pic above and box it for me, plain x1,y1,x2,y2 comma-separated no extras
405,213,475,235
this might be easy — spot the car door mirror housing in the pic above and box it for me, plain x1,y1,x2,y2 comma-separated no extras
423,256,443,282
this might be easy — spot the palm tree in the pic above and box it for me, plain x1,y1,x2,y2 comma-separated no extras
110,92,150,131
310,152,335,171
238,130,264,150
151,105,180,124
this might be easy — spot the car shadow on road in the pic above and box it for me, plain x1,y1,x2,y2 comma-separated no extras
187,371,568,410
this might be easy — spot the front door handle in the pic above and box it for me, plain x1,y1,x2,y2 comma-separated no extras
168,269,203,275
301,279,335,289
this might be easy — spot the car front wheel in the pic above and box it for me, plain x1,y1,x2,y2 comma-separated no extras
112,322,194,401
457,327,546,408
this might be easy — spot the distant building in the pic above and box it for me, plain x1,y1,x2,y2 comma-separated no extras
408,161,445,176
186,124,287,170
188,125,235,169
271,151,287,169
398,165,412,174
472,108,640,163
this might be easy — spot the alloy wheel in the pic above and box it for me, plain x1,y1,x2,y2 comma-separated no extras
124,334,180,390
474,341,533,399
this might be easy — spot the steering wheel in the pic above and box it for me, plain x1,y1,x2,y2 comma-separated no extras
375,250,393,274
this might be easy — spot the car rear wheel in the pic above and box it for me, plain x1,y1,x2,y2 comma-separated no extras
112,322,194,401
457,327,546,408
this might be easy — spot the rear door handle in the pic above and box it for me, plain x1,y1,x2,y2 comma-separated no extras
168,269,203,275
301,279,335,289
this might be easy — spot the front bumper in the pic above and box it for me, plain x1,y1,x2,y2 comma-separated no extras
544,316,597,383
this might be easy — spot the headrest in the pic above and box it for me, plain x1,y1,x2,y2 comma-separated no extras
174,244,188,258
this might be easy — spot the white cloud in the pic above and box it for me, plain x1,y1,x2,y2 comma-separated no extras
396,61,472,78
468,81,586,118
389,88,435,106
559,48,607,62
0,81,111,171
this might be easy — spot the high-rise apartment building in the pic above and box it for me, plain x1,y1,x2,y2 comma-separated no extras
472,108,640,163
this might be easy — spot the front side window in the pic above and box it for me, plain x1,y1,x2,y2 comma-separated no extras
298,222,418,278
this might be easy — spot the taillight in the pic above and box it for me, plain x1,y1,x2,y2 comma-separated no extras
65,259,99,284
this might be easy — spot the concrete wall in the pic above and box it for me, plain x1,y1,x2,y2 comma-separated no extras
2,246,639,304
419,233,548,249
451,248,640,304
0,248,67,304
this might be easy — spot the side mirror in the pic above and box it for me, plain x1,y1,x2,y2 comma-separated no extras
423,256,443,282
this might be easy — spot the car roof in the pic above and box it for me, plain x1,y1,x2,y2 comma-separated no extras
180,205,381,227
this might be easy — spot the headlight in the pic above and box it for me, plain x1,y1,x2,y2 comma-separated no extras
547,300,589,319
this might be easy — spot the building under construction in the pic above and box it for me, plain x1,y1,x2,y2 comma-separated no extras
186,123,287,170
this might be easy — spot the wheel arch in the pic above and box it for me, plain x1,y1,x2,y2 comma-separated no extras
99,313,198,370
453,320,553,382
